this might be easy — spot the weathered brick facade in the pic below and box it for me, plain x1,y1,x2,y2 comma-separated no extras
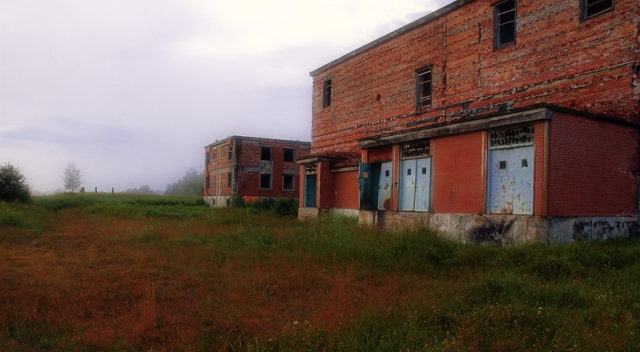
300,0,640,244
311,0,638,156
204,136,310,206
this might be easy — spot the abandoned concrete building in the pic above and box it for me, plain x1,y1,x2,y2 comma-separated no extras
204,136,310,207
298,0,640,244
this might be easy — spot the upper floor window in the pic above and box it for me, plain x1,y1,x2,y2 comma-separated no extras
582,0,613,19
494,0,516,49
416,67,432,109
261,146,272,161
283,175,294,191
322,78,332,108
283,148,295,162
260,173,272,190
228,145,233,160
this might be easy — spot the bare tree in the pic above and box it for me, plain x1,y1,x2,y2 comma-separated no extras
63,163,82,192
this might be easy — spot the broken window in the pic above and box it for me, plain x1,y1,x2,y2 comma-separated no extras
489,126,534,149
322,78,332,108
283,174,294,191
494,0,516,49
283,148,295,162
261,146,272,161
582,0,612,19
401,140,430,158
260,173,272,189
416,67,432,108
227,173,232,187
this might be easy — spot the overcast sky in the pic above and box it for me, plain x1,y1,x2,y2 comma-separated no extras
0,0,451,194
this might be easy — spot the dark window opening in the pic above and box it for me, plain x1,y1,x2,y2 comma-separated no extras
322,79,332,108
260,173,272,189
206,152,211,165
422,167,427,175
495,0,516,49
228,145,233,160
283,148,295,162
522,159,528,168
385,170,390,177
226,198,230,206
416,67,432,108
407,169,412,176
206,176,210,189
283,175,294,191
261,146,272,161
582,0,612,19
499,161,507,169
227,173,232,187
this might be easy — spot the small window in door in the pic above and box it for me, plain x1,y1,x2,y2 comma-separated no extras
499,161,507,169
521,159,528,168
407,169,412,176
422,167,427,174
385,170,390,177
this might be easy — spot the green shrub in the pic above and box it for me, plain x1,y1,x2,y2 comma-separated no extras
0,163,30,203
230,194,245,208
0,207,27,228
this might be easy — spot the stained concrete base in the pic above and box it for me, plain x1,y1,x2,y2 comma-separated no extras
203,196,231,207
354,210,638,245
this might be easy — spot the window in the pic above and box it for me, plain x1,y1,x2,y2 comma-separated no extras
261,146,272,161
206,151,210,165
582,0,612,19
227,173,232,187
228,145,232,160
416,67,432,108
494,0,516,49
283,175,294,191
322,78,332,108
283,148,295,162
260,173,272,189
206,175,210,189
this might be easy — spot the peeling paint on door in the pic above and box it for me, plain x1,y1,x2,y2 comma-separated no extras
487,129,534,215
377,162,392,210
400,157,431,211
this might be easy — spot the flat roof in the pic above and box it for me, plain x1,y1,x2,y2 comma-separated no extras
310,0,475,77
205,135,311,149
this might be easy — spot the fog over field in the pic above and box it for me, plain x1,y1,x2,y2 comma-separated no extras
0,0,451,194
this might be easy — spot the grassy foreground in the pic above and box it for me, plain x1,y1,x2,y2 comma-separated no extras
1,194,639,351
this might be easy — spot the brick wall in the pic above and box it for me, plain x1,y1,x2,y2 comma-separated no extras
205,137,310,199
432,131,485,214
332,170,359,209
311,0,639,157
204,140,234,197
548,112,639,216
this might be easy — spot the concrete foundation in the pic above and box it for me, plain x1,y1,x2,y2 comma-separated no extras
354,210,639,245
203,196,231,207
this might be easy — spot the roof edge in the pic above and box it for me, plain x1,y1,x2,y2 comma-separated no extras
205,135,311,148
309,0,474,77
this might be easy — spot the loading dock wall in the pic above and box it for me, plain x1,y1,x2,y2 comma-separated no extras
548,112,639,216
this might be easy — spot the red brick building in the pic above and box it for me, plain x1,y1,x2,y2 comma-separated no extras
299,0,640,244
204,136,310,206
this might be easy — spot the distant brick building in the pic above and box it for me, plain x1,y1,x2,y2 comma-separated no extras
299,0,640,244
204,136,310,206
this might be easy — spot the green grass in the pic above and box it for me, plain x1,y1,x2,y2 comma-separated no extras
1,195,639,351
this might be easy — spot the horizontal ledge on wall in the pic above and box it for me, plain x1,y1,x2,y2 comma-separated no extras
359,107,551,148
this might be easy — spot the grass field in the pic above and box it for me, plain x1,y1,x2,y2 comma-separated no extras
1,194,639,351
